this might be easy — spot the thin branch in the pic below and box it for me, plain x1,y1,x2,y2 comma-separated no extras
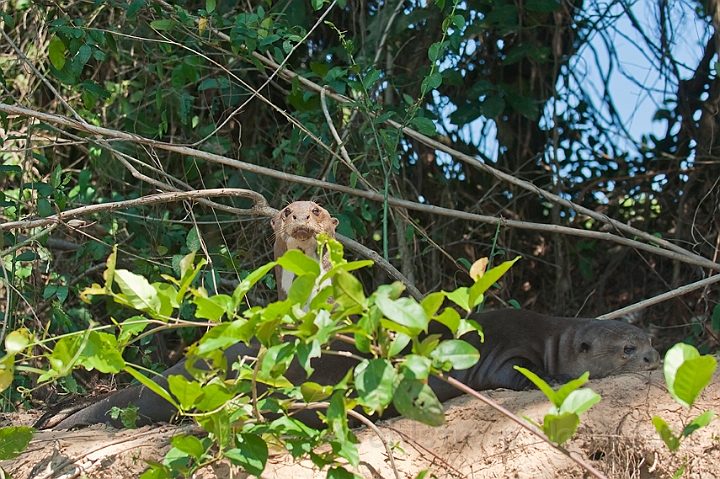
597,273,720,320
2,104,718,276
249,50,708,265
438,375,608,479
291,402,401,479
0,189,271,230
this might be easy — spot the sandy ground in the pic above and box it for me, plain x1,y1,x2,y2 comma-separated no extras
2,367,719,479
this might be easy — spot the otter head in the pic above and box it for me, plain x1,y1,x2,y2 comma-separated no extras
271,201,339,256
564,320,661,379
271,201,340,303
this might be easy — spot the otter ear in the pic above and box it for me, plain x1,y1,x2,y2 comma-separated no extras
579,342,591,354
270,218,276,228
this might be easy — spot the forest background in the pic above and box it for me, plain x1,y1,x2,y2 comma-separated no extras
1,0,720,410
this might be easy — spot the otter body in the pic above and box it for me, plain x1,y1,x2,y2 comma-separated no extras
54,309,660,429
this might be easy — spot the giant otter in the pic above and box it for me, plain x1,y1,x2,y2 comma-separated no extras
53,309,660,429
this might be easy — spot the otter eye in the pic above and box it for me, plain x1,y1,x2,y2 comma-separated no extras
312,207,320,216
283,208,292,217
580,342,590,353
624,345,636,356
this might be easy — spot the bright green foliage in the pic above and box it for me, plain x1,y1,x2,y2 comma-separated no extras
0,426,34,460
652,344,718,458
515,367,601,445
663,343,717,408
110,404,141,429
0,237,518,475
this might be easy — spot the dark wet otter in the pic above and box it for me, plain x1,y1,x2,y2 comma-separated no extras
53,309,659,429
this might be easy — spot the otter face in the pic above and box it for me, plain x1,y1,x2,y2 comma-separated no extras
571,321,661,379
272,201,339,243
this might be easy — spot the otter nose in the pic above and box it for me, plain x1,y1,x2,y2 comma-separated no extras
643,350,661,368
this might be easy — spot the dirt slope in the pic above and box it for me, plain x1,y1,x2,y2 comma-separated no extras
3,367,719,479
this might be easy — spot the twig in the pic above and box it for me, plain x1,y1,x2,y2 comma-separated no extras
438,375,608,479
339,233,423,301
248,50,706,265
0,189,271,230
291,402,401,479
320,87,371,190
2,104,718,276
381,425,465,477
597,273,720,320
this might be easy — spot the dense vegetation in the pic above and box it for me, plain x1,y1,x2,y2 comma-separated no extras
0,0,719,462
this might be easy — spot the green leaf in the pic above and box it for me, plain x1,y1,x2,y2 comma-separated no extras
432,308,461,333
333,270,366,307
194,383,235,412
409,116,437,136
557,388,600,415
355,358,396,412
48,36,66,70
186,227,201,252
232,262,276,303
542,412,579,445
206,0,217,13
276,249,321,278
443,287,470,312
5,329,30,355
168,375,203,410
431,340,479,370
553,372,589,406
192,295,227,322
468,256,520,308
652,416,680,451
0,426,34,460
362,68,382,89
514,366,558,405
393,377,445,426
681,410,717,438
664,343,717,408
125,365,179,409
428,41,445,62
259,343,295,380
150,19,177,31
79,332,125,373
171,435,206,460
0,355,14,392
300,381,333,404
287,273,316,305
480,94,505,118
114,269,163,317
710,304,720,333
225,434,268,476
375,295,428,333
37,198,53,217
421,72,442,93
421,293,445,319
118,316,148,343
401,354,431,381
326,466,358,479
47,336,80,377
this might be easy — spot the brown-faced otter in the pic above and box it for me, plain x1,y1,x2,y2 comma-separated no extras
271,201,339,301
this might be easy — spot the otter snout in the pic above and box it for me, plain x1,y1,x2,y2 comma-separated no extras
642,348,661,370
